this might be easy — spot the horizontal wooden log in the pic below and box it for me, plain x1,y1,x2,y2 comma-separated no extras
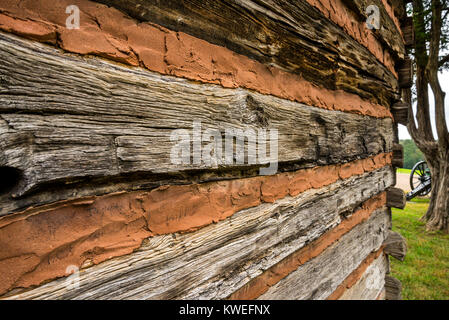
0,156,394,295
257,207,391,300
338,253,389,300
2,167,394,299
398,57,413,88
392,143,404,168
384,230,407,261
387,187,406,209
0,32,394,216
391,102,410,125
92,0,399,107
341,0,405,59
385,275,403,300
402,17,415,48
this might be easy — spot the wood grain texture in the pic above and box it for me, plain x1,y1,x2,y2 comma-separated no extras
385,275,402,300
2,167,394,300
0,0,404,302
384,230,407,261
386,187,406,209
338,253,389,300
0,32,394,216
392,143,404,168
398,57,413,88
92,0,399,107
402,17,415,48
257,206,391,300
377,288,387,300
391,102,409,125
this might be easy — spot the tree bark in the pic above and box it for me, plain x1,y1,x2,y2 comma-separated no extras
423,152,449,232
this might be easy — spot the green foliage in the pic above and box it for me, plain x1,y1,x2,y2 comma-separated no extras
396,168,412,174
439,1,449,69
408,0,449,71
390,199,449,300
400,139,425,169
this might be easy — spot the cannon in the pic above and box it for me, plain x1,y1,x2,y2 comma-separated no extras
406,161,432,201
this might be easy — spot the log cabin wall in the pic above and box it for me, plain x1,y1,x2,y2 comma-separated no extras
0,0,408,299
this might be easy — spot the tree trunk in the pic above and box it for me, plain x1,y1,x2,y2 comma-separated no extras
423,151,449,232
409,0,449,233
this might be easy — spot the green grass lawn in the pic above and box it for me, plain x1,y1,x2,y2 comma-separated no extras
396,168,412,174
390,198,449,300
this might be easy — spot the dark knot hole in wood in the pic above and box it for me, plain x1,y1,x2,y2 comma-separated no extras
0,166,23,196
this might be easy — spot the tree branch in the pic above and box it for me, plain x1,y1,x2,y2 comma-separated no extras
439,54,449,67
412,0,435,143
443,7,449,21
428,0,449,147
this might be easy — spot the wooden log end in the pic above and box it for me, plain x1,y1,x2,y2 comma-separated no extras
385,275,403,300
392,143,404,168
387,187,407,209
401,17,414,48
391,102,409,125
397,58,413,88
384,230,407,261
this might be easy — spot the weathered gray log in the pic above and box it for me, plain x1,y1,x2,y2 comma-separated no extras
392,143,404,168
341,0,405,59
402,17,415,49
398,57,414,88
2,167,394,300
0,32,394,216
258,207,391,300
384,230,407,261
391,102,410,125
387,187,406,209
92,0,399,107
338,254,389,300
385,275,403,300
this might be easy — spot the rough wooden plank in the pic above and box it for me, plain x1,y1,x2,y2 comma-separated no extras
0,32,394,216
92,0,399,107
387,187,406,209
402,17,415,48
385,275,403,300
384,230,407,261
398,57,413,88
2,167,394,300
392,143,404,168
338,254,389,300
391,102,410,125
257,206,391,300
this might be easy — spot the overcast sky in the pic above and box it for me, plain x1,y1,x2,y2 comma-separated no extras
398,69,449,140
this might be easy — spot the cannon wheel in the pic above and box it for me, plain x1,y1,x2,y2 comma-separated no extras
409,161,431,197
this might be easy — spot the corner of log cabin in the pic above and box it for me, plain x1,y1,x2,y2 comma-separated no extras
0,0,408,300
